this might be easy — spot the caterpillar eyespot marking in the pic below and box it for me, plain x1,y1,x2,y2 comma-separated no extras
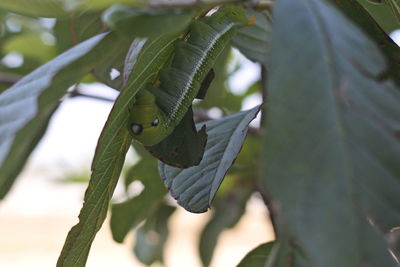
128,6,248,146
131,124,143,135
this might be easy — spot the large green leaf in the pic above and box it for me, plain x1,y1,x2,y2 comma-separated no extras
231,9,272,65
263,0,400,266
53,11,104,52
237,242,275,267
0,0,67,17
57,34,178,266
133,202,176,265
159,106,261,213
355,0,400,31
0,32,118,200
103,5,195,38
334,0,400,88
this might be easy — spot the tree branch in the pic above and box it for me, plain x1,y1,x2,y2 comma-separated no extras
0,72,21,85
68,87,115,102
148,0,274,9
260,64,268,127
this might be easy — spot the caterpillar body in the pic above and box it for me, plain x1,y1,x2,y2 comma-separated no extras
129,6,248,146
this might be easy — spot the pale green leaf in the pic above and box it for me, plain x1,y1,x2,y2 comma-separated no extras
0,32,116,200
0,0,68,17
159,106,261,213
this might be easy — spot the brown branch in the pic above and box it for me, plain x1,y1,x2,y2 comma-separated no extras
148,0,273,9
68,87,115,102
260,64,268,128
0,72,22,85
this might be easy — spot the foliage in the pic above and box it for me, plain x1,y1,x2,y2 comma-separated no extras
0,0,399,266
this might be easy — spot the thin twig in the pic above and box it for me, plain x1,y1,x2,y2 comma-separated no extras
193,109,262,136
0,72,21,85
68,87,115,102
148,0,273,9
260,64,268,127
255,183,277,231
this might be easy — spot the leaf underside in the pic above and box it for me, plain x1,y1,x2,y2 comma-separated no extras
0,33,118,200
159,106,260,213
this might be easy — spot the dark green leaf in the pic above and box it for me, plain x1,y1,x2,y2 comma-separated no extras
103,5,195,38
263,0,400,266
146,107,207,168
231,9,272,65
0,32,118,200
355,0,399,31
57,33,177,266
334,0,400,88
133,203,176,265
159,106,261,213
54,11,104,52
237,242,275,267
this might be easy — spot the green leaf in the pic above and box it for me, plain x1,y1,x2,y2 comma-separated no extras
103,5,195,38
355,0,399,31
0,0,68,17
110,151,166,243
231,9,272,65
159,106,261,213
53,11,129,88
0,32,117,200
334,0,400,88
53,11,104,52
3,33,57,62
57,34,177,266
133,203,176,265
263,0,400,266
384,0,400,22
237,242,275,267
199,185,251,266
76,0,145,10
146,107,207,168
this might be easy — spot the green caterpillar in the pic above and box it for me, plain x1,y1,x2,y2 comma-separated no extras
128,6,248,146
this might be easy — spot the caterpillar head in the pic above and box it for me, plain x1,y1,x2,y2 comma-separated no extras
128,90,167,146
